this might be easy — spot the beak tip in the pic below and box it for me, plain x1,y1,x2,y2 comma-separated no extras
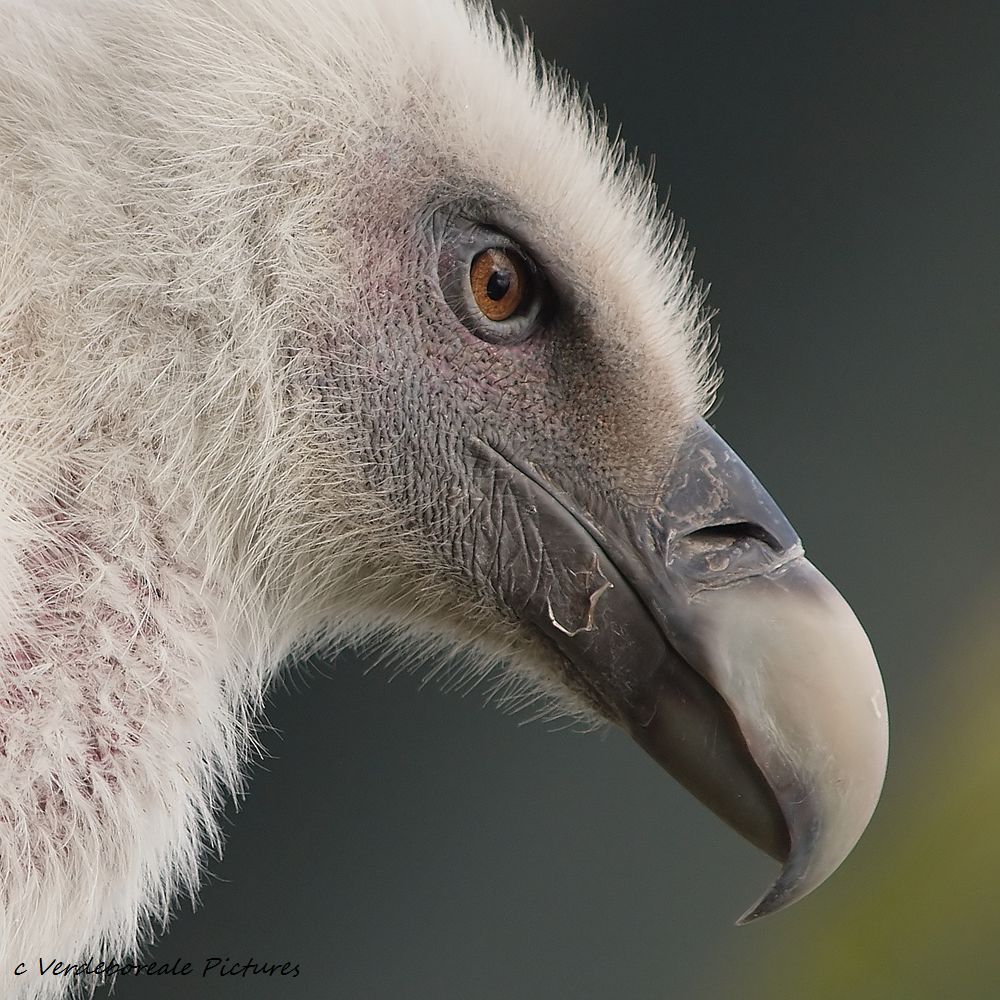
734,897,785,926
734,869,804,925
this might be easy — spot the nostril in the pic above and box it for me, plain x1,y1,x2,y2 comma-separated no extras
669,521,785,580
682,521,783,554
670,521,788,580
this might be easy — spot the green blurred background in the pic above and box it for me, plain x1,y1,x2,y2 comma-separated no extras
111,2,1000,998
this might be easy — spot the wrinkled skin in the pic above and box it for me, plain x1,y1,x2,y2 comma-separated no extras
351,196,686,521
327,180,692,705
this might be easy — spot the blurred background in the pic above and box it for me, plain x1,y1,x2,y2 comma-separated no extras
111,2,999,998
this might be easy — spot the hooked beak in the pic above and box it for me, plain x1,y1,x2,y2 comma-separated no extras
472,420,888,921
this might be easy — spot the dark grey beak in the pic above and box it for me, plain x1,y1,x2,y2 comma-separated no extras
472,420,888,920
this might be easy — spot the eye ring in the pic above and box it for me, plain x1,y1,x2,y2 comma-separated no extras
469,247,529,323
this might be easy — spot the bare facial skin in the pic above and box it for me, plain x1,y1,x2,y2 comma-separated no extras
0,1,887,996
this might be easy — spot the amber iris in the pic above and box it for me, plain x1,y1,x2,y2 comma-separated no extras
469,248,526,322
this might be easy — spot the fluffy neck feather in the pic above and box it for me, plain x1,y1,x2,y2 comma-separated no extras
0,446,266,994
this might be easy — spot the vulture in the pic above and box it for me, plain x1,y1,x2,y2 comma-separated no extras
0,0,889,995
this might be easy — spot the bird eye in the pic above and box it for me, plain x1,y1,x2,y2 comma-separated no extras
435,216,549,346
469,248,528,323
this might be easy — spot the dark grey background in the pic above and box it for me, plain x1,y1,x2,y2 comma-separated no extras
106,2,999,998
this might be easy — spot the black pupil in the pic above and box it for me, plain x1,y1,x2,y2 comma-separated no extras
486,267,512,301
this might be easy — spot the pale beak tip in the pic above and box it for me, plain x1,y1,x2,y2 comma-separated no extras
702,559,889,926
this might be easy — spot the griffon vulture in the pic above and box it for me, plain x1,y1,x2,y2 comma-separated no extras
0,0,889,995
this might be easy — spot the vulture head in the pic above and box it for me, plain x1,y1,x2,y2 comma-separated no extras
0,0,888,991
